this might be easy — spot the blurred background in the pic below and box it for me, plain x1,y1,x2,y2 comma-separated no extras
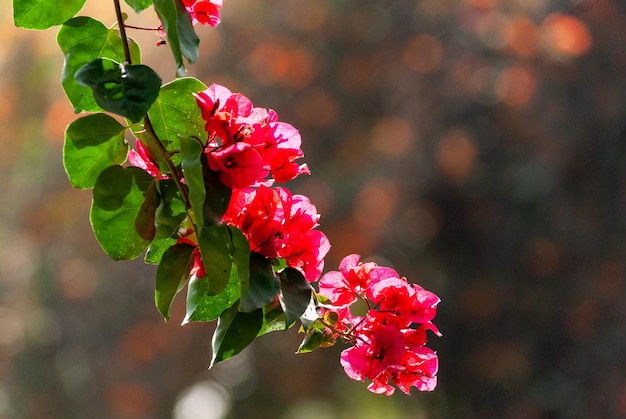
2,0,626,417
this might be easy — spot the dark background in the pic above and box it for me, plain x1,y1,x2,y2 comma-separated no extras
1,0,626,417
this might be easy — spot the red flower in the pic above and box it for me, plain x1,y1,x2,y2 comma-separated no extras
182,0,222,27
319,254,440,395
195,84,310,188
206,142,268,190
127,139,163,178
222,185,330,281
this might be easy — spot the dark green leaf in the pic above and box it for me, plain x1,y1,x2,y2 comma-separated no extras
147,77,208,165
257,300,288,336
184,267,240,323
180,134,231,228
90,165,157,260
14,0,86,29
125,0,153,13
75,58,162,123
155,243,195,320
229,226,250,302
58,17,141,113
180,136,206,228
202,161,232,224
63,113,128,189
279,268,314,326
211,303,263,368
154,179,187,239
146,235,179,265
240,252,279,313
297,330,324,354
153,0,200,77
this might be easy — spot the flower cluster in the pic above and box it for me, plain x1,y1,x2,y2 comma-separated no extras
182,0,222,27
195,84,310,190
318,254,441,395
223,185,330,282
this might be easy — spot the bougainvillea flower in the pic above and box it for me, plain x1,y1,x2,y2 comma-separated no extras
127,139,163,178
222,185,329,281
319,254,399,306
195,84,309,188
182,0,223,27
340,324,405,383
318,254,440,394
205,142,268,190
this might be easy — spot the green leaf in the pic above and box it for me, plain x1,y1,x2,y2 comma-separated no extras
147,77,208,165
197,224,235,296
63,113,128,189
180,137,232,228
146,178,188,266
180,136,206,228
14,0,86,29
184,267,240,323
154,179,187,239
146,235,179,265
229,226,250,301
125,0,153,13
153,0,200,77
257,300,288,336
90,165,158,260
75,58,162,123
279,268,314,326
297,329,324,354
240,252,280,313
58,17,141,113
155,243,195,320
211,303,263,368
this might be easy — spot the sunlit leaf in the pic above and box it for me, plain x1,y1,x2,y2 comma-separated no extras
58,17,141,113
184,268,240,323
155,243,195,321
14,0,86,29
75,58,162,123
197,224,234,296
257,300,287,336
211,303,263,368
153,0,200,77
64,113,128,189
91,165,157,260
147,77,208,165
125,0,152,13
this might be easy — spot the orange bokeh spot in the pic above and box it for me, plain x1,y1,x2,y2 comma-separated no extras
247,41,316,89
295,87,338,128
495,65,537,106
353,178,398,229
370,116,415,157
402,34,444,74
106,383,155,418
435,129,477,182
541,13,592,58
507,17,539,57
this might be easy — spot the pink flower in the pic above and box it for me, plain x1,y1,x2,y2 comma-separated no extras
222,185,330,281
319,254,441,395
319,254,399,307
195,84,310,188
128,140,162,178
206,142,268,190
182,0,222,27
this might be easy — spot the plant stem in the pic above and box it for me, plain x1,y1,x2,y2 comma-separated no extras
144,115,192,209
113,0,132,64
112,0,192,210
